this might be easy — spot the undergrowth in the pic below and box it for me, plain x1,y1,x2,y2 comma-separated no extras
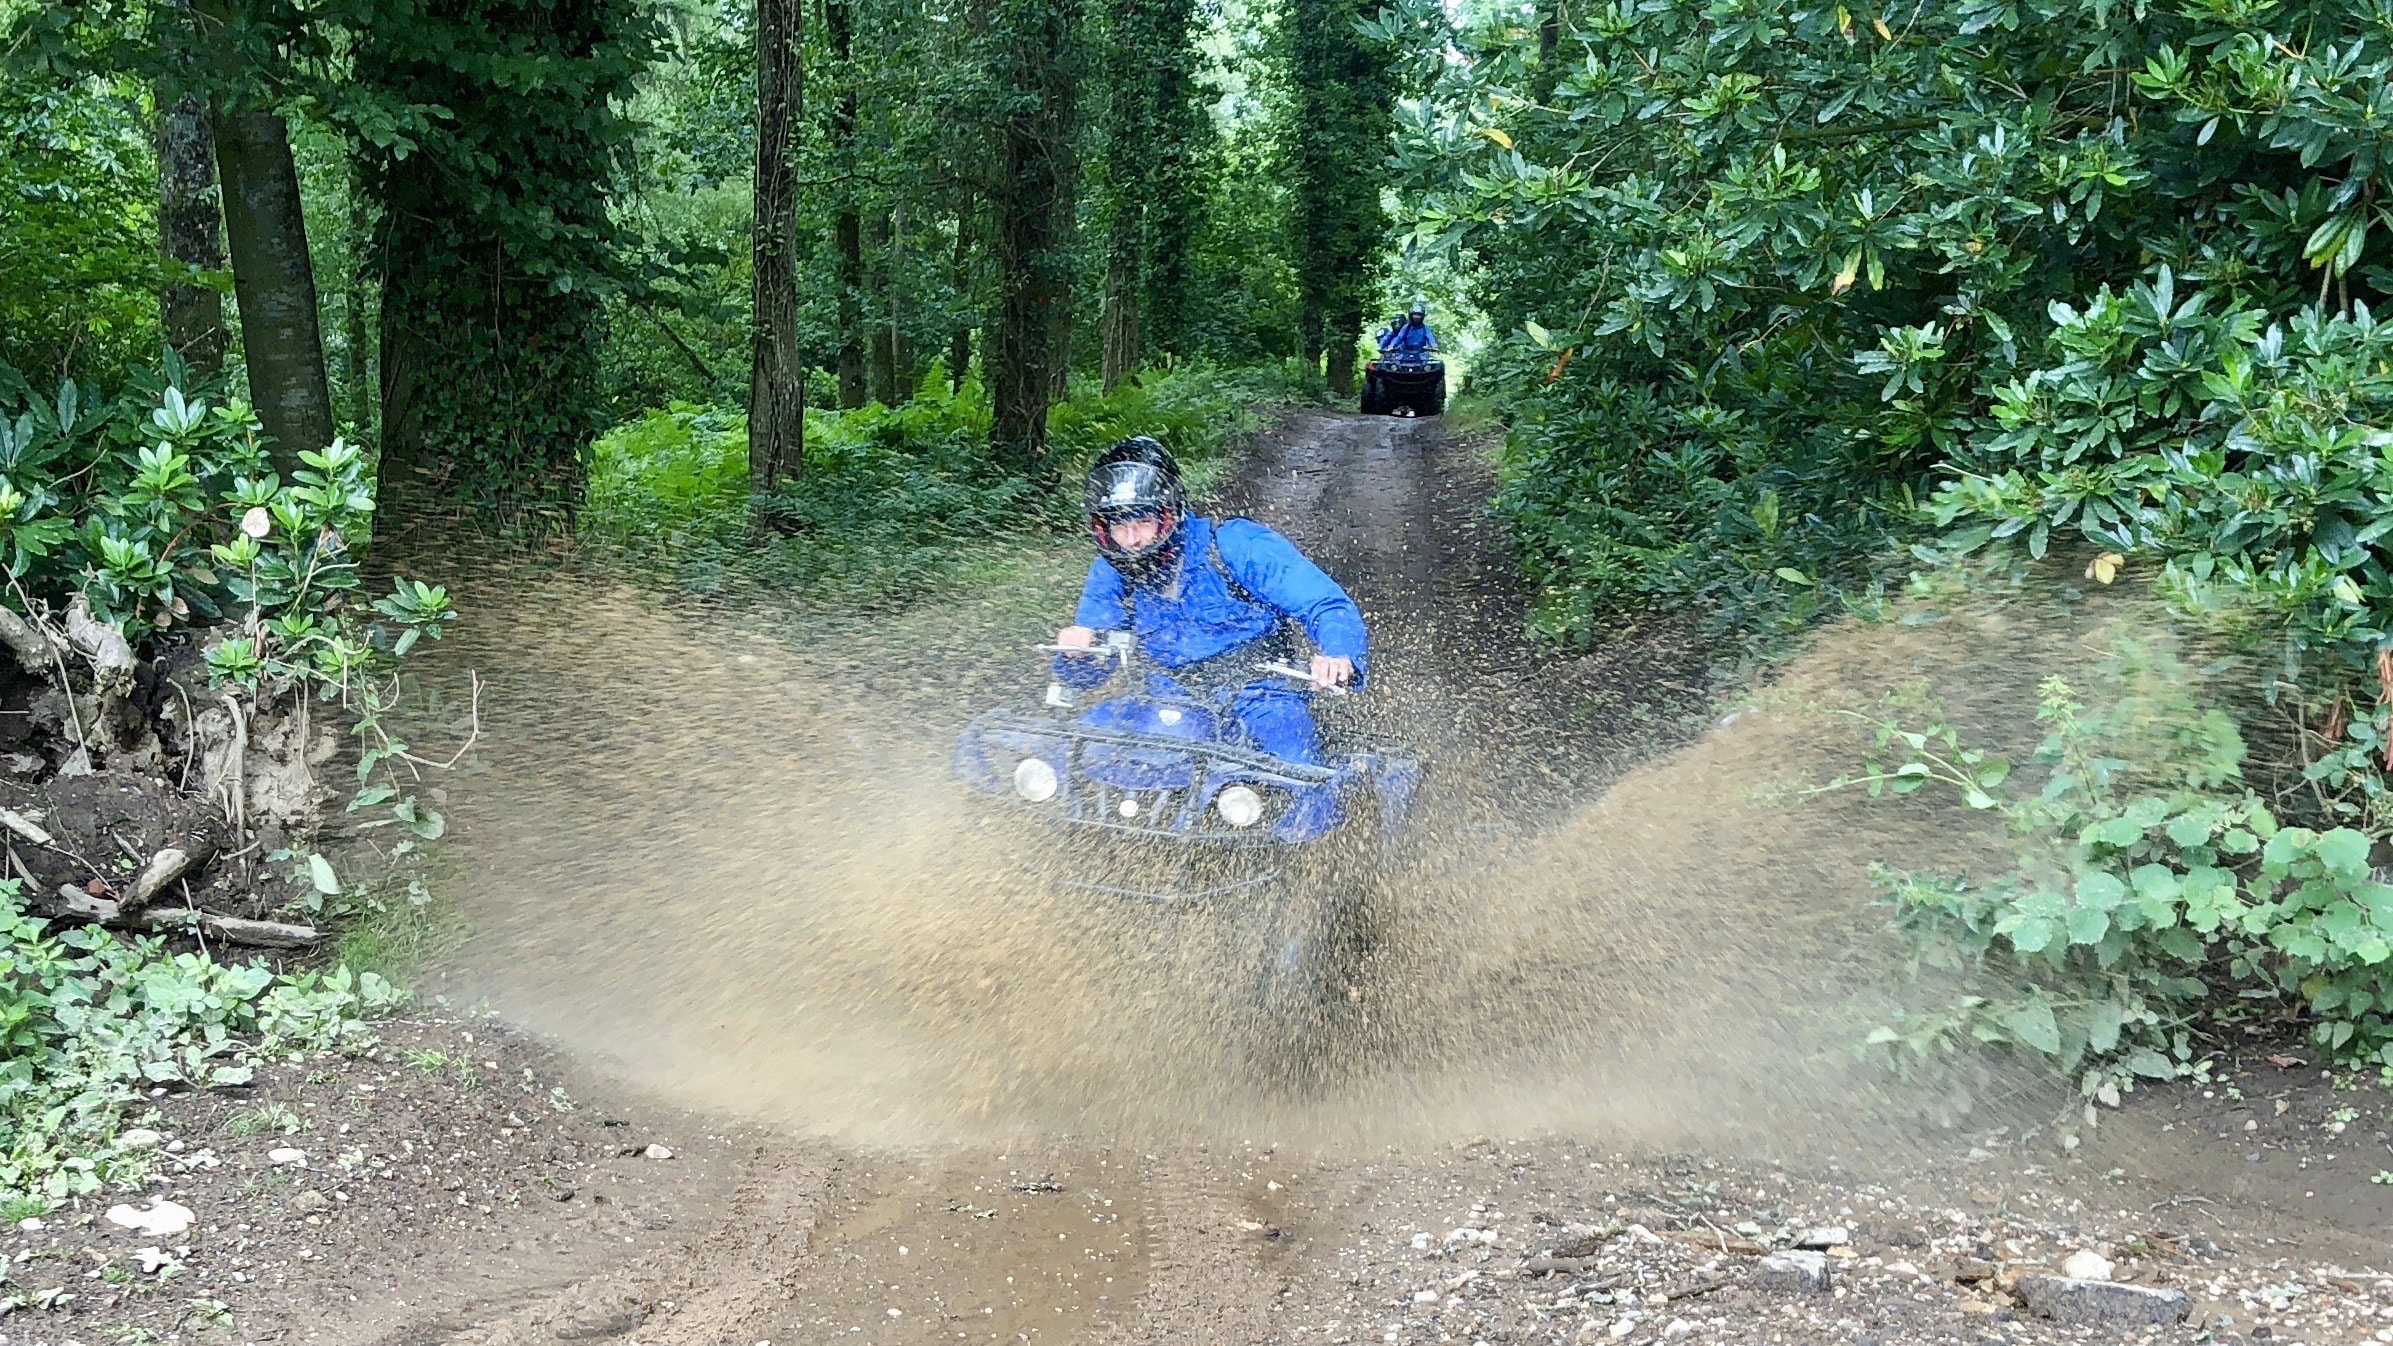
0,877,399,1208
580,364,1289,606
1839,631,2393,1127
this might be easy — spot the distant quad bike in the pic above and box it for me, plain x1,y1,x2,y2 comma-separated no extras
952,633,1420,1048
1360,351,1445,418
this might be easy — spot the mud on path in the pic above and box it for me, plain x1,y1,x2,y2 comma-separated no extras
77,411,2393,1345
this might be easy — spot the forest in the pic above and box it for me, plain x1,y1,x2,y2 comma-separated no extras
8,0,2393,1242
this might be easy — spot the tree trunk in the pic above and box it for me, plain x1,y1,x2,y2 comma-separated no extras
1048,149,1077,404
341,172,376,435
156,90,227,378
866,208,897,405
949,189,975,391
1285,0,1391,398
1531,0,1565,103
826,0,869,410
212,104,333,477
750,0,806,494
890,203,916,400
1099,203,1140,390
987,0,1080,477
1325,308,1358,398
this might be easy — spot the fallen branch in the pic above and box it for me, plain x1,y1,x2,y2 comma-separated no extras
53,883,120,922
0,807,54,848
123,825,220,913
63,596,134,697
0,605,60,674
132,908,320,948
36,886,320,949
1523,1257,1604,1275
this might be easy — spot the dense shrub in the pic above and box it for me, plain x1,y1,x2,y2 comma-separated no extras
1396,0,2393,653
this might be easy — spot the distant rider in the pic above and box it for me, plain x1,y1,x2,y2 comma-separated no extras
1052,437,1366,765
1378,302,1438,354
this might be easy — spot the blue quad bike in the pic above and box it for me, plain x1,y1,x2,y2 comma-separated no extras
1360,350,1445,417
952,633,1420,1041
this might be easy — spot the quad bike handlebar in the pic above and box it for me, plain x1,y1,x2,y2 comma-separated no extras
1032,635,1352,694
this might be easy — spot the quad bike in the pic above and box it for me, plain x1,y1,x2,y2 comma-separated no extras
1360,350,1445,418
951,632,1419,1040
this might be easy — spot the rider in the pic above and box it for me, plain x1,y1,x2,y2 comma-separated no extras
1053,437,1366,766
1378,302,1438,354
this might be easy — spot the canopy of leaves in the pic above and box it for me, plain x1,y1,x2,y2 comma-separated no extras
1396,0,2393,654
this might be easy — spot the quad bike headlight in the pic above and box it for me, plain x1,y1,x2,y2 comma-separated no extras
1012,757,1059,802
1215,784,1265,828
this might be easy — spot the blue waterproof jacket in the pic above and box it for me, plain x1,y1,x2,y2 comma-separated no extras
1055,517,1367,688
1381,320,1437,353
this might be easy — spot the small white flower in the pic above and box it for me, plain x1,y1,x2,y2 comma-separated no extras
240,506,271,539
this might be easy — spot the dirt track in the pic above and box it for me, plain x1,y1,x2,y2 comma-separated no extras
46,412,2393,1345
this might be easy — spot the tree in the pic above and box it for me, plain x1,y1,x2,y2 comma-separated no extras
1097,0,1203,386
1283,0,1392,396
212,100,334,475
750,0,806,494
354,0,657,518
825,0,870,409
156,2,227,376
983,0,1081,476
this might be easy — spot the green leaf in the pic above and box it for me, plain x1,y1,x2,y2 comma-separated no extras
2066,905,2112,945
306,854,340,896
2002,999,2063,1055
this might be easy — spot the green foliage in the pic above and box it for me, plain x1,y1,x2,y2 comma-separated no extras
1396,0,2393,651
0,75,164,389
1281,0,1399,365
580,364,1270,604
1930,272,2393,688
351,0,661,512
0,876,400,1208
1848,658,2393,1103
0,362,458,857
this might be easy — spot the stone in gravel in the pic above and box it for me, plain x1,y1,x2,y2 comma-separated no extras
16,1217,42,1232
136,1247,174,1274
117,1128,164,1150
2017,1276,2192,1326
1551,1231,1608,1258
1757,1251,1831,1293
268,1147,306,1166
1795,1226,1849,1248
291,1190,331,1214
2059,1249,2114,1281
644,1144,674,1160
104,1199,194,1239
1953,1257,1995,1283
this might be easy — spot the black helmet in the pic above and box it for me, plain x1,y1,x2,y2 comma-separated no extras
1083,436,1187,581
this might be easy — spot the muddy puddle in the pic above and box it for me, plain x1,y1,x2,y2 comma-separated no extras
404,414,2129,1168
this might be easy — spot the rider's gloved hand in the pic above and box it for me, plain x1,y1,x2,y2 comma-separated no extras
1051,625,1118,690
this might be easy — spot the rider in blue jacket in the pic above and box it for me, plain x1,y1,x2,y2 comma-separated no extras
1379,302,1437,353
1052,438,1366,765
